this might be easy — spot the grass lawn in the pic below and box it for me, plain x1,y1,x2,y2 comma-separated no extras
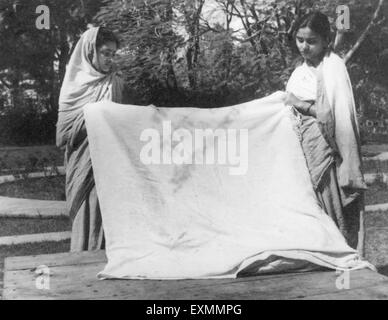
0,241,70,269
0,217,71,237
365,183,388,206
363,160,388,174
0,145,63,175
0,176,65,201
362,144,388,157
364,209,388,274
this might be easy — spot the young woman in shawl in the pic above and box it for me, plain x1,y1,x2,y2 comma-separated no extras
284,12,367,251
56,27,124,252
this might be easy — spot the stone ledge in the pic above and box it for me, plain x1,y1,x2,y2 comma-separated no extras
0,167,65,185
0,197,67,218
0,232,71,246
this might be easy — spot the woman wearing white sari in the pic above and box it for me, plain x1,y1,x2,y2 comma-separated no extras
56,27,124,251
284,12,367,250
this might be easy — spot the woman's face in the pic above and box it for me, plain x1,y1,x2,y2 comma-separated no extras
296,27,327,66
96,41,117,73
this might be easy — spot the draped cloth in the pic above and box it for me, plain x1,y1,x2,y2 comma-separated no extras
83,93,374,280
56,27,123,235
286,52,367,204
286,52,367,249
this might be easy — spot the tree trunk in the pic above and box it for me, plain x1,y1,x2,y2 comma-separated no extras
164,0,178,90
10,65,22,109
58,31,70,86
184,0,205,90
344,0,385,64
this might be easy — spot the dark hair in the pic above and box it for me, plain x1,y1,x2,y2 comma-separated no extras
96,27,119,49
294,12,331,43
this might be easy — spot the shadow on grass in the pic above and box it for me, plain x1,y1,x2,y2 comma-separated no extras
0,217,71,237
0,176,65,201
378,265,388,277
0,240,70,261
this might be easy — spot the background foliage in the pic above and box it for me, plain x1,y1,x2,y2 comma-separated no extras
0,0,387,145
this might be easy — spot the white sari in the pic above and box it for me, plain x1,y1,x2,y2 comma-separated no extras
287,52,367,248
56,27,123,251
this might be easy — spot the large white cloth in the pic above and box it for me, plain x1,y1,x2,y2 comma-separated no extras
84,92,373,280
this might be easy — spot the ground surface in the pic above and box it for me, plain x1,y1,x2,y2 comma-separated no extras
362,144,388,157
0,144,387,299
0,177,65,201
0,218,70,237
0,241,70,299
0,146,63,174
3,250,388,300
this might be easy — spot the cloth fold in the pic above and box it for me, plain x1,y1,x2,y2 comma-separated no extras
319,53,367,206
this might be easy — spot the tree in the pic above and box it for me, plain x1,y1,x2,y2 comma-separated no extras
1,0,387,144
0,0,104,145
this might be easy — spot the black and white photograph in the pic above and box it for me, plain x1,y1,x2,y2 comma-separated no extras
0,0,388,304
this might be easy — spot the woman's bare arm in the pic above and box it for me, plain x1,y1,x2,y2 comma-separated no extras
283,92,317,118
296,100,317,118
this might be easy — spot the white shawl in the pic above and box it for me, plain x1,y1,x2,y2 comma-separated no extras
287,52,367,205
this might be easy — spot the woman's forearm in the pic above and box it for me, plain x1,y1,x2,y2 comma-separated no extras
306,102,317,118
284,93,316,118
296,101,317,118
